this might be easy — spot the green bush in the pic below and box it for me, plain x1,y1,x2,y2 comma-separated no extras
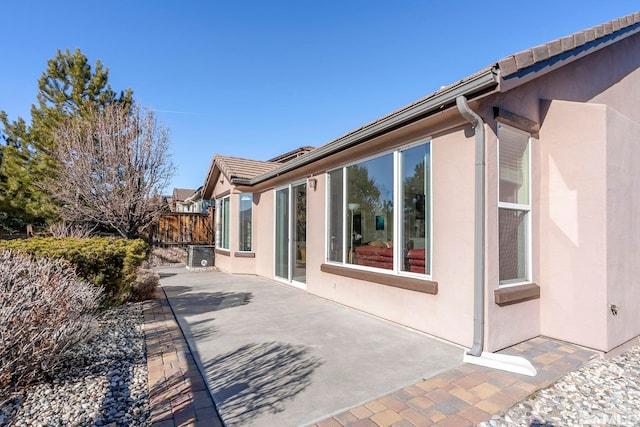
0,237,149,305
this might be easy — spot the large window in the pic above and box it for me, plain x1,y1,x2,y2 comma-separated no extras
216,196,230,250
238,194,253,252
498,124,531,285
327,169,344,262
327,141,431,276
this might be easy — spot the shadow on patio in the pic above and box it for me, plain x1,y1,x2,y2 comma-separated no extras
203,341,323,426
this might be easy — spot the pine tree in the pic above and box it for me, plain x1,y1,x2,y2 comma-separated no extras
0,48,133,233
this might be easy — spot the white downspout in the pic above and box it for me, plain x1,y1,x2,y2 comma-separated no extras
456,95,536,376
456,95,485,357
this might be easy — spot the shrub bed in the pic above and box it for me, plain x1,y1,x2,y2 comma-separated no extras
0,237,149,305
0,251,103,402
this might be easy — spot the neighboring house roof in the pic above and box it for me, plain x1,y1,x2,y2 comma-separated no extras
172,188,197,202
247,11,639,186
184,186,204,203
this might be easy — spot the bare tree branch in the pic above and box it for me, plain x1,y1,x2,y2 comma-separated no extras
47,103,174,238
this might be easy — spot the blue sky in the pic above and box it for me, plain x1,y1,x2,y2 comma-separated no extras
1,1,637,193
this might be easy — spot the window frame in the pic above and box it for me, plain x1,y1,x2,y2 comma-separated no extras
325,139,432,279
216,195,231,251
497,123,532,287
238,193,253,252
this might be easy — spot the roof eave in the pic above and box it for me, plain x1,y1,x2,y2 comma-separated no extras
500,20,640,92
249,66,500,185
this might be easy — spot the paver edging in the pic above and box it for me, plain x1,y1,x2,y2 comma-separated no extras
143,286,224,427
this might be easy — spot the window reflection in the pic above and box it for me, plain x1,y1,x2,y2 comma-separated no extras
327,141,430,276
346,154,394,269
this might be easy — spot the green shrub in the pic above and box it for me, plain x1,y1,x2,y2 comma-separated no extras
0,237,149,305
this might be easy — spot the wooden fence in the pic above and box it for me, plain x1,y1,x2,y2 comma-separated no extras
146,210,214,246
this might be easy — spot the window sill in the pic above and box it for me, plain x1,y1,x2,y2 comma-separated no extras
494,283,540,306
321,263,437,295
234,251,255,258
215,248,230,257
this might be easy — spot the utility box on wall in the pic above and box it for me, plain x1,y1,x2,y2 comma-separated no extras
187,245,215,269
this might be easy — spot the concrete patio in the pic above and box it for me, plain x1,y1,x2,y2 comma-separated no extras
144,267,597,426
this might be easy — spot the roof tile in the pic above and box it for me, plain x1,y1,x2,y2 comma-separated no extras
560,35,576,51
612,18,621,32
583,28,596,43
498,12,640,77
546,39,563,57
514,49,535,69
173,188,196,201
498,57,518,76
215,155,280,182
531,44,550,62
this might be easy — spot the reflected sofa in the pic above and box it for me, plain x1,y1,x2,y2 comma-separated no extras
354,242,393,270
355,242,426,273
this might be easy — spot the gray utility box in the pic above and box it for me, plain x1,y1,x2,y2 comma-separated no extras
187,245,215,269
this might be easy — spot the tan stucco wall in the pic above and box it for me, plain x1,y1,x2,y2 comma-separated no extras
304,127,476,348
305,176,325,291
605,106,640,350
538,100,609,350
254,190,275,278
204,30,640,353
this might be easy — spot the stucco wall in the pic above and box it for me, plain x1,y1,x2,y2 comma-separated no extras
538,100,608,350
305,176,325,295
204,29,639,353
254,190,275,278
306,127,476,348
605,107,640,350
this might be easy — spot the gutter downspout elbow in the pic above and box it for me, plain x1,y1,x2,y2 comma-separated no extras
456,95,485,357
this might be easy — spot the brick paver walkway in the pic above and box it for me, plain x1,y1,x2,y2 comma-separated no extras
311,338,597,426
143,288,223,427
143,286,597,427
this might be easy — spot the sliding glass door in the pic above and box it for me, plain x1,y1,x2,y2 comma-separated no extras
275,187,290,280
274,183,307,286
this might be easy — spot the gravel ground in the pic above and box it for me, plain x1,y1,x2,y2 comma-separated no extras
0,303,150,427
480,344,640,427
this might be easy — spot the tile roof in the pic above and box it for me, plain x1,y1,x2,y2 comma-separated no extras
172,188,196,202
214,155,280,181
497,12,640,77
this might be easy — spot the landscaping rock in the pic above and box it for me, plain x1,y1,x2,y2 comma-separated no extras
0,303,149,426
